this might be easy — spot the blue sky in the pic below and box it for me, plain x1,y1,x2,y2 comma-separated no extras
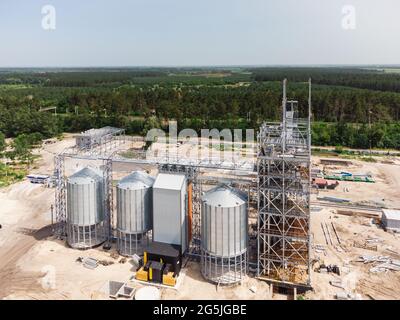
0,0,399,67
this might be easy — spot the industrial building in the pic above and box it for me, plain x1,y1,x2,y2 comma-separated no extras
75,127,125,152
26,174,50,185
53,79,312,291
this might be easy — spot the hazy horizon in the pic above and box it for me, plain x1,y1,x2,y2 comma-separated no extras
1,65,400,71
1,0,399,67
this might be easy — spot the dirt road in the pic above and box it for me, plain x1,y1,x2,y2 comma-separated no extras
0,181,54,298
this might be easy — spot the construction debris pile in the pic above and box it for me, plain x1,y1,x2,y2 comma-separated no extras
317,264,341,275
356,255,400,273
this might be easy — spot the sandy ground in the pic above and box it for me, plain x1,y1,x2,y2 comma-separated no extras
306,156,400,299
1,137,400,300
0,135,75,299
312,156,400,208
307,207,400,300
162,262,272,300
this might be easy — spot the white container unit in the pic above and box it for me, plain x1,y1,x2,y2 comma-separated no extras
66,167,106,249
116,171,155,256
382,209,400,232
152,173,187,253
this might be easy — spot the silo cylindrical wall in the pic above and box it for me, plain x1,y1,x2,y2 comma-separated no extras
67,179,105,226
200,185,248,285
201,203,247,258
66,167,107,249
115,171,154,256
116,186,152,234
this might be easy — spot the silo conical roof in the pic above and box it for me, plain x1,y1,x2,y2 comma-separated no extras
202,184,247,208
117,171,154,190
68,167,103,184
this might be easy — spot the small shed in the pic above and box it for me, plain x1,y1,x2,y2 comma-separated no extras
314,178,328,189
327,180,339,190
382,209,400,232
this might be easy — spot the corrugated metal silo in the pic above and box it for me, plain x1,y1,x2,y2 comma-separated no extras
66,167,106,249
116,171,155,256
201,185,248,284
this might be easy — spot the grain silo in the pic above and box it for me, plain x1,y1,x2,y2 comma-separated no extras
66,167,106,249
116,171,155,256
201,185,248,284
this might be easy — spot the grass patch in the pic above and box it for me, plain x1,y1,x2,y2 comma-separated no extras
0,84,33,90
0,163,27,188
359,156,377,163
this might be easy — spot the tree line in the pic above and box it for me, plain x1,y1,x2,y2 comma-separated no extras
251,67,400,93
0,68,399,150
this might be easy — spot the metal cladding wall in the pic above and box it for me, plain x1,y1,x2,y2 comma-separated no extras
75,136,92,149
201,185,247,258
67,167,105,226
153,173,187,253
116,171,154,234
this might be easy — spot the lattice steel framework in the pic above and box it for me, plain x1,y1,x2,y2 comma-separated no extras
117,231,151,256
54,153,114,247
257,79,312,288
54,140,254,255
103,158,113,245
201,251,248,285
54,154,66,238
74,127,126,155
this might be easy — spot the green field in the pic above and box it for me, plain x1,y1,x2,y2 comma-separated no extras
0,163,26,188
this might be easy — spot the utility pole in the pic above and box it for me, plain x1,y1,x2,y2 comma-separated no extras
368,109,372,156
51,204,54,231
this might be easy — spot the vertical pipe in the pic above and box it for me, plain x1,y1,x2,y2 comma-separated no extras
188,182,193,243
282,79,287,152
256,157,260,277
234,204,237,281
307,78,312,285
308,78,312,157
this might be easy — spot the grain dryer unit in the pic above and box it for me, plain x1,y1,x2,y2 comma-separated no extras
201,185,248,284
116,171,155,256
66,167,106,249
152,173,188,253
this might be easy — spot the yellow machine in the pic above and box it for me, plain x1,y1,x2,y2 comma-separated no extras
162,272,176,286
135,262,177,287
135,268,148,282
